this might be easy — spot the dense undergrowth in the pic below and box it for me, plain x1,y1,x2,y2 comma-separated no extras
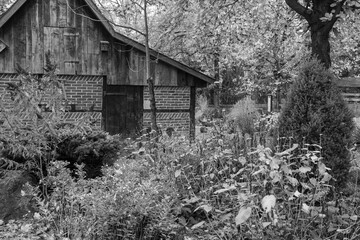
1,116,360,239
1,61,360,239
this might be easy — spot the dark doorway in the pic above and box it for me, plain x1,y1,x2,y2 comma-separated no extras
104,85,143,136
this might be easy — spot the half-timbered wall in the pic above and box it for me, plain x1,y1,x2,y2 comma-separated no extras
0,74,103,127
0,0,209,138
61,75,103,112
143,86,195,137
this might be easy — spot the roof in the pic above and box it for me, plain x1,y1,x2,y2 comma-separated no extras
0,0,214,84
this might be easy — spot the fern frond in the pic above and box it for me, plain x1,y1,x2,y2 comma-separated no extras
0,157,24,170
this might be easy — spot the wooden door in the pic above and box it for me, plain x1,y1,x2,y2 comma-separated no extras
104,85,143,136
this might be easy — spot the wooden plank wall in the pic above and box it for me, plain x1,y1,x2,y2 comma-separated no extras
0,0,206,87
0,0,113,76
110,43,205,87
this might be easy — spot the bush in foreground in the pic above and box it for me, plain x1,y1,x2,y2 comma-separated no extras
278,58,354,189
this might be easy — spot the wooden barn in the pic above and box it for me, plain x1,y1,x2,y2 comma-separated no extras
0,0,214,138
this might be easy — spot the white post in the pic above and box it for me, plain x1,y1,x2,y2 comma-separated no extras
267,95,273,112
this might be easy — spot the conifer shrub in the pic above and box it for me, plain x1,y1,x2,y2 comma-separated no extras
278,58,354,189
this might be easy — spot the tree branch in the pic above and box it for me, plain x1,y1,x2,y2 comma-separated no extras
219,0,240,9
324,0,346,33
285,0,312,21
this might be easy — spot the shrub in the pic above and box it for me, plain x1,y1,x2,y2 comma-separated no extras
0,65,124,181
0,158,178,240
227,96,259,137
278,58,354,189
55,128,127,178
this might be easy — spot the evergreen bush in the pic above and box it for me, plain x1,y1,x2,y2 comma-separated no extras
278,58,354,189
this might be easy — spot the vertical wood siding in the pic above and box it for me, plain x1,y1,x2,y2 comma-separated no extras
0,0,204,87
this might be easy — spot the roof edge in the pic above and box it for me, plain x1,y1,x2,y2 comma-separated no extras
0,0,27,28
84,0,214,84
0,0,214,84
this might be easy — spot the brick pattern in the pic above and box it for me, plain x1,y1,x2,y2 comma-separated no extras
0,74,103,128
143,87,192,137
59,112,102,128
63,77,103,111
143,112,190,137
143,86,190,110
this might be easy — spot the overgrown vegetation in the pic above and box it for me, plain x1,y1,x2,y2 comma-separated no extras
1,61,360,239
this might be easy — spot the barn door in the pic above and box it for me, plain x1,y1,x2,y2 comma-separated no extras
104,85,143,136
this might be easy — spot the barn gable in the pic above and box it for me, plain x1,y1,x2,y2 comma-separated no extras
0,0,214,138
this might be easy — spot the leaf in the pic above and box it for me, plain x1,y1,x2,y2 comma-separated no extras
20,224,32,233
294,190,301,198
350,215,358,221
220,213,232,221
321,173,332,183
235,207,252,225
195,205,213,213
262,222,272,228
191,221,205,230
286,176,299,186
214,185,236,194
261,195,276,213
33,212,41,220
175,169,181,178
309,178,317,186
276,144,299,157
185,196,200,204
238,157,246,165
252,168,264,176
318,162,327,175
299,166,311,174
302,203,310,214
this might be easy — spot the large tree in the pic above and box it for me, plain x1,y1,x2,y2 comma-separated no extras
285,0,360,68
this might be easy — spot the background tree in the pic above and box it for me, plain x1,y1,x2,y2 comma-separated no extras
0,0,15,15
285,0,360,69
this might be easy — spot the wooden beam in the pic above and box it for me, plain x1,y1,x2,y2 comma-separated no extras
190,86,196,141
0,0,27,29
337,78,360,88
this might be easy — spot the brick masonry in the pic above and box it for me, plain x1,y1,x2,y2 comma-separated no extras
143,86,191,137
60,75,103,112
143,86,190,110
0,74,103,128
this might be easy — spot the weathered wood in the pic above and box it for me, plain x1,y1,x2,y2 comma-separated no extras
31,0,43,73
190,86,196,140
49,0,58,27
104,84,143,135
43,0,50,26
337,78,360,88
0,0,213,85
58,0,67,27
343,98,360,102
342,93,360,97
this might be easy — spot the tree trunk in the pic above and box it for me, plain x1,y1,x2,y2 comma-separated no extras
144,0,159,138
285,0,345,69
310,22,331,69
213,52,220,108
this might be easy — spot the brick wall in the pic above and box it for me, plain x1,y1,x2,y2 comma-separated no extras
143,86,190,110
143,86,191,137
59,75,103,112
0,74,103,128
